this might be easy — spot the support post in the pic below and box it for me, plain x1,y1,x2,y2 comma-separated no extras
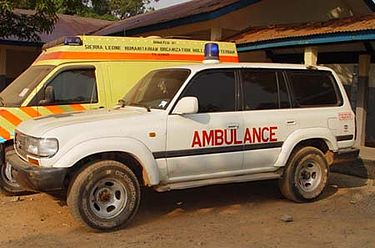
304,46,318,66
210,27,222,41
0,47,6,90
356,54,371,147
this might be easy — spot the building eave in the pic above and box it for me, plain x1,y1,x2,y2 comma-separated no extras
103,0,260,36
237,31,375,52
0,39,43,47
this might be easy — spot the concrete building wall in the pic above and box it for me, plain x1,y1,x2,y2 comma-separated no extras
6,48,40,80
0,45,41,91
325,63,375,147
367,65,375,146
238,51,271,62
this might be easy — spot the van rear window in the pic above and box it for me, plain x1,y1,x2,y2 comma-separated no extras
287,71,342,107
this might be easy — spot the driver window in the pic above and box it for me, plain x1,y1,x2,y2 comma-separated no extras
32,68,98,106
181,69,236,113
48,69,98,104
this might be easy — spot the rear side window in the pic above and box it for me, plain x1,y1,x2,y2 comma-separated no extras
241,69,290,110
287,71,342,107
182,69,236,113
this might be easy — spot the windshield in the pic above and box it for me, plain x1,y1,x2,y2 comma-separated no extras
123,69,191,110
0,65,55,107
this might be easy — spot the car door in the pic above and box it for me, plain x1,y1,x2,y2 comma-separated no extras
240,69,297,171
165,69,244,183
29,64,105,114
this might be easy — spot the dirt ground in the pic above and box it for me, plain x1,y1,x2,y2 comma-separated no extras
1,173,375,248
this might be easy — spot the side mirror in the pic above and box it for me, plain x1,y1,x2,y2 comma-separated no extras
172,97,198,115
39,85,55,105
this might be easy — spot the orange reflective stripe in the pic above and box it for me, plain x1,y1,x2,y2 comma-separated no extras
0,126,11,140
70,104,86,111
45,106,64,114
224,56,239,62
38,51,238,63
0,110,22,126
20,107,40,118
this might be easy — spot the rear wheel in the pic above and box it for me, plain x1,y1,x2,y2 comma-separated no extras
0,146,29,196
67,160,141,231
279,146,328,202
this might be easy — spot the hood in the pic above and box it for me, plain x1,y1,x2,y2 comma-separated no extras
16,107,158,137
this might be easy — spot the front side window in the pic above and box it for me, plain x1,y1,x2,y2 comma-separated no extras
287,71,341,107
181,70,236,113
46,68,98,105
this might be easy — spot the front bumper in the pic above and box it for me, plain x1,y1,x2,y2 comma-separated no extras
7,150,68,192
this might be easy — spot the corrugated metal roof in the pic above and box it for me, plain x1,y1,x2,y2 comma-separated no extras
228,13,375,45
95,0,258,36
39,14,113,43
3,9,113,44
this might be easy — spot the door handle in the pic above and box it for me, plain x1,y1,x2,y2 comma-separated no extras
92,106,105,110
286,120,296,125
227,123,239,129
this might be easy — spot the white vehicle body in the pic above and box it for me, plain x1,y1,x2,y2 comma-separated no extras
9,62,357,230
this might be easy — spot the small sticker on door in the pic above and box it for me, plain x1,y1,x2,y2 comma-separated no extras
338,112,353,121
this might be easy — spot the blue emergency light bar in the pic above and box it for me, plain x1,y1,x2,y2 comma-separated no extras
64,37,83,46
204,43,220,61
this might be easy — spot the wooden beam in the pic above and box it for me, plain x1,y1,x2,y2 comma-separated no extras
356,54,371,147
0,46,7,90
304,46,318,66
210,26,222,41
0,46,6,75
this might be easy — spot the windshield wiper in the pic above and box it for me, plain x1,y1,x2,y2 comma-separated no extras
118,99,126,108
116,99,151,112
131,103,151,112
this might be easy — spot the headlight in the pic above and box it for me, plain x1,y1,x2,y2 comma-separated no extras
26,136,59,157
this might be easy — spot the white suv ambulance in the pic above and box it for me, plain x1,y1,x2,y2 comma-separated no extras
8,44,357,231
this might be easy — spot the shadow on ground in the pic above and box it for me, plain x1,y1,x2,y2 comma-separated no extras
331,158,375,179
42,172,368,231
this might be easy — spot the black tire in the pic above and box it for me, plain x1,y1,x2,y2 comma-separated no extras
67,160,141,231
279,146,328,203
0,146,29,196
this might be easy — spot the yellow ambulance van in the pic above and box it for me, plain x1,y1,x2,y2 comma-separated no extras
0,35,238,195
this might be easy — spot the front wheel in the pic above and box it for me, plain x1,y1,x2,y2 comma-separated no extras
67,160,141,231
0,146,29,196
279,146,328,203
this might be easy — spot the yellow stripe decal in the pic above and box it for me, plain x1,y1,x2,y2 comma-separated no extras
0,109,22,126
0,116,15,131
0,126,10,140
0,105,89,142
45,106,65,114
20,107,40,118
70,104,86,111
